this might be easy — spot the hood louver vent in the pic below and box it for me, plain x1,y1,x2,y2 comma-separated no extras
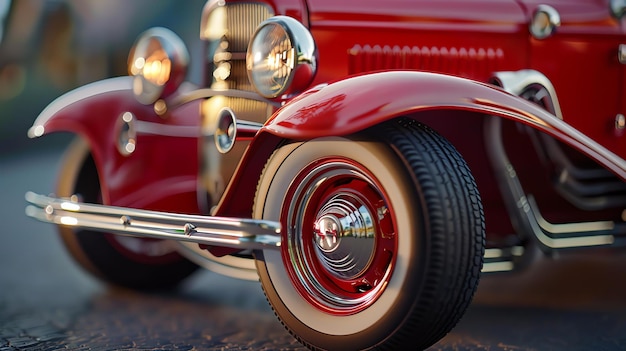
348,44,505,81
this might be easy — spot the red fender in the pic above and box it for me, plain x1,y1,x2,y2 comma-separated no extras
265,71,624,176
215,71,625,217
30,77,202,214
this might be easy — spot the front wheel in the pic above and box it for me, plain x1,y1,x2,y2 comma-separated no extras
56,138,198,290
254,119,484,350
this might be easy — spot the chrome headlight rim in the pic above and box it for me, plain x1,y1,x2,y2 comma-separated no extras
128,27,190,105
246,16,317,99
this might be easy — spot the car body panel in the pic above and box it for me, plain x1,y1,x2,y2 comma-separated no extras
306,0,529,85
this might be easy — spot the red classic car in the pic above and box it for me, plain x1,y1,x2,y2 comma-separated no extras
25,0,626,349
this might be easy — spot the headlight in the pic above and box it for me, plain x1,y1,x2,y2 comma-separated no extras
128,27,189,105
246,16,317,99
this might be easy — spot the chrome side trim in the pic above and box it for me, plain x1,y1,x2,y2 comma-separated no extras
134,121,200,138
491,69,563,119
25,192,281,251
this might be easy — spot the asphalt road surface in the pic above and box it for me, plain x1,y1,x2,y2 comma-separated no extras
2,140,626,351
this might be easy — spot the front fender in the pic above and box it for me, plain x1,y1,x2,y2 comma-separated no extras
264,71,624,178
29,77,203,214
29,77,137,139
215,71,625,218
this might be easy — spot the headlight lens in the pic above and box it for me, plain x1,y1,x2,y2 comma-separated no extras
128,27,189,104
247,16,317,99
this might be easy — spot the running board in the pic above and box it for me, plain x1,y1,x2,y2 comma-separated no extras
25,192,282,251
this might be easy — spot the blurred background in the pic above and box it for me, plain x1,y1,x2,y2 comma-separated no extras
0,0,205,156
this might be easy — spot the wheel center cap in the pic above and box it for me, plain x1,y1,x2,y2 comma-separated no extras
314,215,342,252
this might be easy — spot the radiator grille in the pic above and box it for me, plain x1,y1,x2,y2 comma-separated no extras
205,2,273,115
226,3,274,52
201,2,275,204
209,3,273,91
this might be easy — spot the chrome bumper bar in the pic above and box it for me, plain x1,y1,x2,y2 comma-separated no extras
25,192,281,250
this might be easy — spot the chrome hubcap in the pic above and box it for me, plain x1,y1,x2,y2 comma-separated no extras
283,159,396,315
312,193,375,280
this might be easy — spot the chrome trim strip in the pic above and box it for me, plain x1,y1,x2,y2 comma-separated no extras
135,121,200,138
491,69,563,119
28,77,133,138
25,192,281,251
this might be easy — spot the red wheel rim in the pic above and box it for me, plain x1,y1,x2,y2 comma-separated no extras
281,157,397,315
